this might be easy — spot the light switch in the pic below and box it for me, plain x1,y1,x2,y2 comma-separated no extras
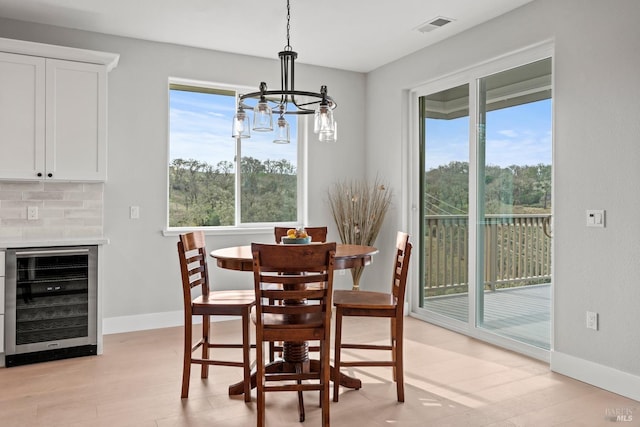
586,209,605,227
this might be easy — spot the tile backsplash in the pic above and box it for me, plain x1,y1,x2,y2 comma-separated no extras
0,181,103,242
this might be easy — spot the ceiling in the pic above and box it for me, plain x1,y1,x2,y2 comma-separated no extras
0,0,534,73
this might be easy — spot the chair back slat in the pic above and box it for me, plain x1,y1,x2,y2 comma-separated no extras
262,289,327,301
391,232,412,311
263,304,324,316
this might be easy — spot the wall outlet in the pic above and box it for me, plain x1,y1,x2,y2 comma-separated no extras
27,206,38,220
586,311,598,330
130,206,140,219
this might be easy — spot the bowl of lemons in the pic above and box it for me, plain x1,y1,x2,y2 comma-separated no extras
281,228,312,244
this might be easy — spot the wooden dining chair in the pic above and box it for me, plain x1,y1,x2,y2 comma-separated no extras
251,242,336,427
274,226,328,243
177,231,255,401
332,231,412,402
269,226,328,361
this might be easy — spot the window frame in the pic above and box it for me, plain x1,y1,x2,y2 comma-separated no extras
165,77,307,235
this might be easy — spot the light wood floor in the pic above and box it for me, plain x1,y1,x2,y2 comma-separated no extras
1,316,638,427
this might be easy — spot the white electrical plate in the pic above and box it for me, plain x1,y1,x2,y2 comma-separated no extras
130,206,140,219
586,209,605,227
586,311,598,330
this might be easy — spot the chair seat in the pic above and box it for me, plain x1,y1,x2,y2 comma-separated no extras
194,289,255,305
251,308,324,329
333,290,397,309
192,290,255,315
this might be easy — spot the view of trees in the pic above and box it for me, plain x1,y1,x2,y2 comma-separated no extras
425,161,551,215
169,157,297,227
424,161,552,295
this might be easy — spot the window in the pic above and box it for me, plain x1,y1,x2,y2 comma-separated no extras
168,81,300,228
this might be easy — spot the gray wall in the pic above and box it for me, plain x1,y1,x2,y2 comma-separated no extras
366,0,640,398
0,18,368,325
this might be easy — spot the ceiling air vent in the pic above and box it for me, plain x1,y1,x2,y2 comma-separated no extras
415,16,453,33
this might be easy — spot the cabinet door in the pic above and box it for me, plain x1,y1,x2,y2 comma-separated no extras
0,52,46,180
46,59,107,181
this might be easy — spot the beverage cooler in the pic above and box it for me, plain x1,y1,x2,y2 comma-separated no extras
4,246,97,367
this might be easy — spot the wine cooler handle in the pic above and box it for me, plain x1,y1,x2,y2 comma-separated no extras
14,248,90,256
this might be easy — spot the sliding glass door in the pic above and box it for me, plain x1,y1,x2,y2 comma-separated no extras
419,84,470,324
476,58,552,349
413,46,553,355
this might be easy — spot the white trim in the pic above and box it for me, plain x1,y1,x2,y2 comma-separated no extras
102,310,236,335
551,351,640,402
0,37,119,71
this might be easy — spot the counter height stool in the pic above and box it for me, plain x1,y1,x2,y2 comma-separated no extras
332,231,412,402
177,231,255,401
252,242,336,427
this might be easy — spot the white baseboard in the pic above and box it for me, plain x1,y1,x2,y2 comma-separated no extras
551,351,640,402
102,310,235,335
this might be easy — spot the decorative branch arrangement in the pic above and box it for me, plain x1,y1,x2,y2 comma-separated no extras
327,177,392,290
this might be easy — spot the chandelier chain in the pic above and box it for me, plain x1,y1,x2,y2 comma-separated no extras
285,0,292,51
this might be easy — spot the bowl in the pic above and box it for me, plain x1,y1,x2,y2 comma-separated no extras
281,236,312,244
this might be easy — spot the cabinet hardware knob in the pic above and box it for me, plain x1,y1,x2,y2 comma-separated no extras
37,172,43,177
47,173,53,178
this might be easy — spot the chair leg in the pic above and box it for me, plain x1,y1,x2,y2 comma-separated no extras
181,316,192,398
391,317,397,381
201,315,210,378
395,316,405,403
321,340,330,426
256,341,265,427
296,363,305,422
242,309,252,402
333,307,343,402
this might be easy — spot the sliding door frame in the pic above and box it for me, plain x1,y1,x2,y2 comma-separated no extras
407,40,555,362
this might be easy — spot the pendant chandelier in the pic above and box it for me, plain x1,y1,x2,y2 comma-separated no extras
232,0,337,144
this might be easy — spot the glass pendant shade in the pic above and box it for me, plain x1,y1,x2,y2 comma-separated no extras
314,105,335,135
232,108,251,138
273,115,290,144
253,99,273,131
319,121,337,143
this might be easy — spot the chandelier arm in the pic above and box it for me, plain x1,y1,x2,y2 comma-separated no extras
280,53,288,106
239,90,336,114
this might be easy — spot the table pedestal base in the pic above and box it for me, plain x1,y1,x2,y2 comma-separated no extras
228,359,361,402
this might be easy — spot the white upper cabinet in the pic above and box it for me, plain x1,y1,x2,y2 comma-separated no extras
0,52,46,180
0,38,119,182
46,59,107,181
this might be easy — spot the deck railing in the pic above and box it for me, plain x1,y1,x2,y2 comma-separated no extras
424,214,551,297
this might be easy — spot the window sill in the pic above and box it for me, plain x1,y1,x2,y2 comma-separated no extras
162,225,297,238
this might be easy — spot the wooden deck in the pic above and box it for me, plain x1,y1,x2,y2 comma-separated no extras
423,284,551,349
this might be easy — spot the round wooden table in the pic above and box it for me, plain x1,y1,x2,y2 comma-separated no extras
210,243,378,399
211,243,378,271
